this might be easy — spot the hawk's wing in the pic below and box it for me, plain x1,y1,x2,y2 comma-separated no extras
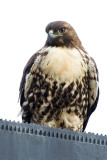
83,57,99,131
19,51,40,106
19,47,49,106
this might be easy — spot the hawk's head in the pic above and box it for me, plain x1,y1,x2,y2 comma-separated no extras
45,21,83,49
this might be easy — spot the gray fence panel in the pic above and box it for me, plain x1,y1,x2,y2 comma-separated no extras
0,119,107,160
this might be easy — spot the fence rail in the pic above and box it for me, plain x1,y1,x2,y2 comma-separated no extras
0,119,107,160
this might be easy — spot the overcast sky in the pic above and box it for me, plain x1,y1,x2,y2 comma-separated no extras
0,0,107,135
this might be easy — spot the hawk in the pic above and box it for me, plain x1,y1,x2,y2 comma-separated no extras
19,21,99,131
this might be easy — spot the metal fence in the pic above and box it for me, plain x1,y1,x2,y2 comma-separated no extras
0,119,107,160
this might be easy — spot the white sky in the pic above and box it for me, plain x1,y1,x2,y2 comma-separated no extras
0,0,107,135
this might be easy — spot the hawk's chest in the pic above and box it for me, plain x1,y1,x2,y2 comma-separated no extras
40,47,88,83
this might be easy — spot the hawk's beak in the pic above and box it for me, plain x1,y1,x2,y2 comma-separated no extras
48,30,57,39
48,30,63,39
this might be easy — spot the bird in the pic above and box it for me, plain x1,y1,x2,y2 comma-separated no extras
19,21,99,131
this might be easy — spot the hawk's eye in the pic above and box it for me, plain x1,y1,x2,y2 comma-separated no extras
59,27,66,33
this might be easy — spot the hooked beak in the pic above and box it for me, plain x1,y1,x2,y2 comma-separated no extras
48,30,63,39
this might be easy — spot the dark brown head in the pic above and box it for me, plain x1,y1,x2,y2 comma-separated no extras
45,21,84,50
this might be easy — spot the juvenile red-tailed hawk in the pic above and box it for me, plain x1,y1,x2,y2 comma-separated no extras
19,21,99,131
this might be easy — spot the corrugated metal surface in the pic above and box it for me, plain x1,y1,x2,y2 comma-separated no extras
0,119,107,160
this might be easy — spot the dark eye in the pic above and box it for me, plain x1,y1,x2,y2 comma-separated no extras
59,27,66,33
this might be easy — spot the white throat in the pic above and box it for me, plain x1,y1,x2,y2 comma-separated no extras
40,47,88,83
